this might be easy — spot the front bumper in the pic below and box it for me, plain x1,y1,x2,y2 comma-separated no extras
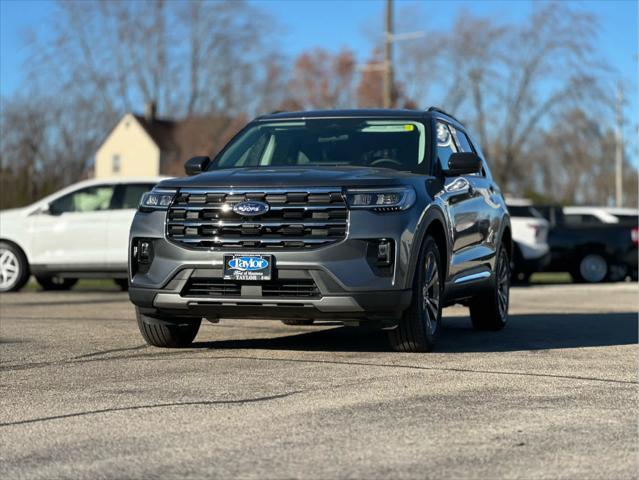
128,208,421,321
131,281,411,322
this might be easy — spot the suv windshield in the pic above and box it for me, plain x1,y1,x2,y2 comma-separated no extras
211,119,427,172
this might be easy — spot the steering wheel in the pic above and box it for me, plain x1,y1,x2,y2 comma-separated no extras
370,158,403,169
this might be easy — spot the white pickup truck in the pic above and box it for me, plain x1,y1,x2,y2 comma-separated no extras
0,177,164,292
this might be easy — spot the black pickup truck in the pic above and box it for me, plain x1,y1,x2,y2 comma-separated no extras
534,205,638,282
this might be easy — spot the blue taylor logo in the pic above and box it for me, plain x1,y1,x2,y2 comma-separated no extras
232,200,270,216
228,257,268,271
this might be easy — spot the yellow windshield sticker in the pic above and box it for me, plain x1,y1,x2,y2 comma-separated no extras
404,124,415,131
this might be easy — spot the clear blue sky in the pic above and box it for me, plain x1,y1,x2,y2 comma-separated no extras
1,0,637,160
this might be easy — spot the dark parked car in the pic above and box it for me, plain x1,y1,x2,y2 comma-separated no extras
535,205,638,282
128,108,511,352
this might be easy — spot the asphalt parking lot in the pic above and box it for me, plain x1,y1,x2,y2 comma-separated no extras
0,283,637,479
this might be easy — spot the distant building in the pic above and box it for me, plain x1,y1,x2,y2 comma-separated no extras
94,102,239,178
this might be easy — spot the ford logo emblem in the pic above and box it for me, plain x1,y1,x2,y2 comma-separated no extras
232,200,270,217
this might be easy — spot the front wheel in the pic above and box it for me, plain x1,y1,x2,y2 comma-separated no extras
35,275,78,291
114,278,129,291
388,236,443,352
469,245,510,331
136,308,201,348
0,242,30,293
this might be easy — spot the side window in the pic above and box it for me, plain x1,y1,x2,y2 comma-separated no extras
50,185,115,214
435,122,458,171
121,184,155,209
451,127,473,153
451,126,485,177
564,214,603,225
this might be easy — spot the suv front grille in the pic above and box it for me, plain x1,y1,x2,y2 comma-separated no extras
166,188,348,249
182,278,320,298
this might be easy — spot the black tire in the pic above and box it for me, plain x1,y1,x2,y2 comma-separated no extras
571,253,608,283
281,319,314,325
0,241,30,293
136,308,201,348
388,236,443,352
469,245,510,331
114,278,129,291
35,275,78,291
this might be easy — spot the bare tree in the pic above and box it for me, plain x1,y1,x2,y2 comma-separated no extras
394,2,610,196
356,49,384,108
528,108,638,206
493,3,605,189
0,95,97,208
26,0,280,118
6,0,283,207
287,48,356,110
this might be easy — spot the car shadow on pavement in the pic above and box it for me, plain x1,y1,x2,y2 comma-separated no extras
192,312,638,353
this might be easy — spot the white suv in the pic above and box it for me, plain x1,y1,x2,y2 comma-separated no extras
506,198,550,283
0,178,164,292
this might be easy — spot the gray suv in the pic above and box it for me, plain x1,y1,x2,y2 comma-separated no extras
129,108,511,352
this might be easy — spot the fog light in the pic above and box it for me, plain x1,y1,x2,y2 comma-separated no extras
137,240,153,265
377,239,393,267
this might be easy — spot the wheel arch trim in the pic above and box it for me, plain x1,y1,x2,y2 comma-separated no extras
405,205,450,289
0,238,30,264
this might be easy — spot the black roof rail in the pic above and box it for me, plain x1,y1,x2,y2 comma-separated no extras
270,110,286,114
427,106,461,123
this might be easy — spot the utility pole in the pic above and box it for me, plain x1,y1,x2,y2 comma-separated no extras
383,0,394,109
615,82,624,207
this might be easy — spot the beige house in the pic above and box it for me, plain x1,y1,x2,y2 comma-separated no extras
94,104,238,178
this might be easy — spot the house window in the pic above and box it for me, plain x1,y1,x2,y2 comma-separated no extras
112,154,121,174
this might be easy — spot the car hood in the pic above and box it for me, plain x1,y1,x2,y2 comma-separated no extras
0,207,28,220
157,166,418,189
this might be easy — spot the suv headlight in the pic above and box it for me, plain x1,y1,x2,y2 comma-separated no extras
139,190,176,211
345,187,416,211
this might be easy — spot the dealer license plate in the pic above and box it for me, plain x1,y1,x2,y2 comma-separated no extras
223,254,272,281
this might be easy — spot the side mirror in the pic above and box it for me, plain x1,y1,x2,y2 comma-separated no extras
185,156,211,176
35,203,53,215
47,203,62,216
443,152,482,176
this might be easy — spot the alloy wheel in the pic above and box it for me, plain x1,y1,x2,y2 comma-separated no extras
0,248,20,291
421,251,441,335
497,250,510,320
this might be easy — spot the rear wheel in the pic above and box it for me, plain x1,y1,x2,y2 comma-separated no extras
0,242,30,293
388,236,442,352
35,275,78,291
469,245,510,331
572,253,608,283
136,308,201,348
